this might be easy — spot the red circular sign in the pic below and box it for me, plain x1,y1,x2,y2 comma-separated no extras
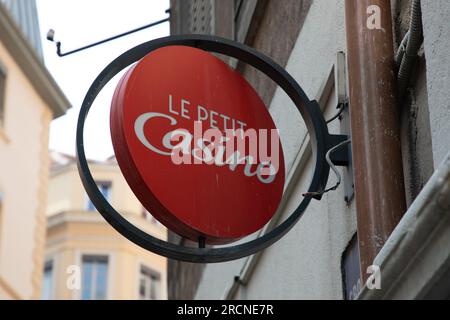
111,46,285,244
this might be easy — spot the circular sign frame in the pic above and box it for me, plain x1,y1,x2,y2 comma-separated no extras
110,45,286,244
76,35,331,263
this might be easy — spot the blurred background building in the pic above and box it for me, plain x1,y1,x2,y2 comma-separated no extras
168,0,450,300
44,152,167,300
0,0,43,57
0,0,70,299
0,0,168,301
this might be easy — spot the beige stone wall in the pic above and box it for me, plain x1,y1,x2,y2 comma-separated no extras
45,163,168,300
48,163,148,218
0,40,52,300
45,215,167,300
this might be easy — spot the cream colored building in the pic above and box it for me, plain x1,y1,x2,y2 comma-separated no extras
44,152,167,300
0,2,70,299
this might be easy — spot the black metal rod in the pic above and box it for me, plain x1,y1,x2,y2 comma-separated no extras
56,17,170,57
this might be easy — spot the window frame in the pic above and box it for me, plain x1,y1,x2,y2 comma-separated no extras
81,254,110,300
138,265,161,300
41,260,55,300
86,181,112,211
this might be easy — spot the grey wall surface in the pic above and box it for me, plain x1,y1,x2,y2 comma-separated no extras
421,0,450,168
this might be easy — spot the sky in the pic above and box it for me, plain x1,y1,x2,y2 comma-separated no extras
36,0,170,160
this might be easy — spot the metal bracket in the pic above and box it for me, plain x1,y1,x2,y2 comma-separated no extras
305,131,351,200
46,12,170,57
327,134,351,167
340,103,355,203
336,52,354,203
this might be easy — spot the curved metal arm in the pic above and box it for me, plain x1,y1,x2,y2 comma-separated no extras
47,15,170,57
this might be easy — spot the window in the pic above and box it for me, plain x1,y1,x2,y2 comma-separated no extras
342,234,361,300
0,63,6,126
139,266,160,300
141,207,159,225
86,181,111,211
41,261,54,300
81,255,109,300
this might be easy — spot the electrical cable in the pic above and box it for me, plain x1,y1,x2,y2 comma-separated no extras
303,139,351,198
326,101,347,124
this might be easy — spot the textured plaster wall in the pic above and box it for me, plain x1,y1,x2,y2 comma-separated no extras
195,0,356,300
0,40,49,299
421,0,450,168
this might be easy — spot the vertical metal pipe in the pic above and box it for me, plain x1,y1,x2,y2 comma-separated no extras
345,0,406,282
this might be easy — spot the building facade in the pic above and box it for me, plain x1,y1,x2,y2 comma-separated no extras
0,1,70,299
44,153,167,300
0,0,43,58
168,0,450,300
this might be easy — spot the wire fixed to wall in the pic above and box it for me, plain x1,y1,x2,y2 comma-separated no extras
303,139,352,199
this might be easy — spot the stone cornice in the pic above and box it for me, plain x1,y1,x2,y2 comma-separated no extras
0,4,71,118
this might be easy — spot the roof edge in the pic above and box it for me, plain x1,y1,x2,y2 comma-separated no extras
0,4,71,118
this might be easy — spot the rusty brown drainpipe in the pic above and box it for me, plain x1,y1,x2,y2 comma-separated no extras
345,0,406,283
